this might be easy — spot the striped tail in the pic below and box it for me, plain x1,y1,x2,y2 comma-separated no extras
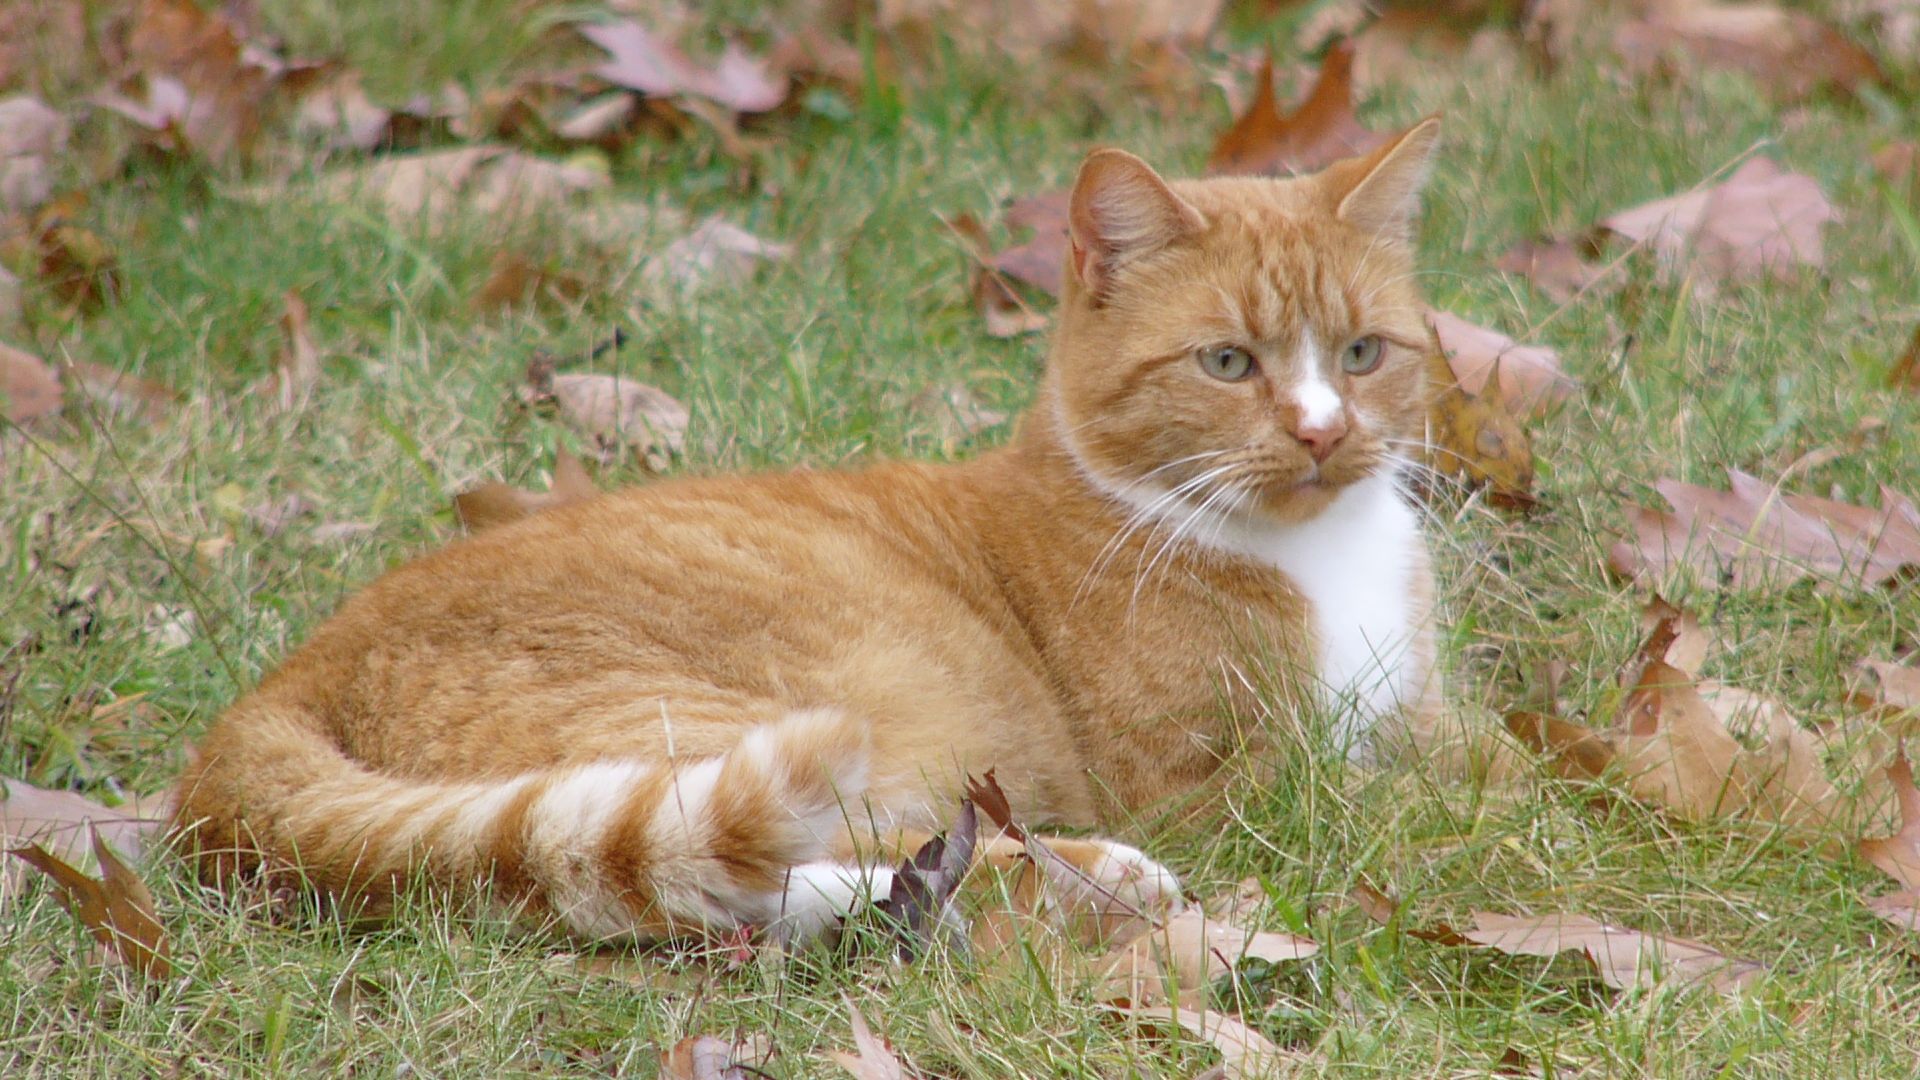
173,707,879,940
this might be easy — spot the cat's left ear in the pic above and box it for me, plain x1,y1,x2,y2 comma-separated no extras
1325,116,1442,242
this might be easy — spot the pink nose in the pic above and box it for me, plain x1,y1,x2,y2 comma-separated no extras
1290,416,1348,463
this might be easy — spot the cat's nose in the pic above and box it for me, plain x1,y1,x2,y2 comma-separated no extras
1290,416,1348,463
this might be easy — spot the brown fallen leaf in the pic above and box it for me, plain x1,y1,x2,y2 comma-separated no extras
1866,890,1920,934
1207,43,1387,177
1608,469,1920,590
293,71,465,153
1110,1005,1309,1079
0,95,67,216
1346,879,1469,945
580,20,787,114
1463,911,1762,993
299,145,608,225
910,383,1008,451
455,448,597,533
944,212,1047,338
1614,1,1885,103
520,358,689,472
1,778,167,877
32,193,121,311
1850,659,1920,719
988,190,1070,298
272,289,320,412
9,827,173,978
471,251,590,313
1876,141,1918,211
1494,237,1608,305
1,341,62,422
1096,906,1318,1007
874,0,1220,64
61,360,181,425
830,1000,910,1080
1596,158,1837,292
1426,311,1577,418
1421,321,1536,508
874,800,976,960
1859,753,1920,889
661,1034,765,1080
1890,325,1920,393
1638,595,1711,677
643,216,792,293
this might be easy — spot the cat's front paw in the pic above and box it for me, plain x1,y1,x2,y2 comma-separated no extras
1038,837,1186,942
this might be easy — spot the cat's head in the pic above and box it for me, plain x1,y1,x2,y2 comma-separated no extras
1047,119,1440,525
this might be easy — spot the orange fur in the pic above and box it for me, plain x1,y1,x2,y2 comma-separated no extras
173,122,1447,940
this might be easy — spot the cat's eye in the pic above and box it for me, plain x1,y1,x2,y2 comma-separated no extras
1198,345,1256,382
1342,335,1385,375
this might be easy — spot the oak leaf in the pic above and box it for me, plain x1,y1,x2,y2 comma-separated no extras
455,448,598,534
1858,754,1920,889
1608,469,1920,590
1613,2,1885,103
1,341,62,422
1596,158,1836,292
1494,237,1607,304
1850,659,1920,719
945,212,1047,338
1207,43,1386,177
1426,311,1576,418
0,95,67,216
1463,911,1762,993
988,190,1070,298
1421,321,1536,509
32,193,121,311
580,20,786,114
642,216,792,293
9,827,172,979
1095,906,1318,1007
522,357,689,472
299,145,608,225
874,801,977,960
829,1000,910,1080
1866,890,1920,934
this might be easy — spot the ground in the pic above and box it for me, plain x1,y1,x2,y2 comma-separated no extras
2,1,1918,1076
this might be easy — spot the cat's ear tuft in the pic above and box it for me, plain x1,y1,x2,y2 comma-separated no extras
1068,148,1206,300
1327,116,1442,241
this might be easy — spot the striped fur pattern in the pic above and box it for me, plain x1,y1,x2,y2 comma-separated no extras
173,125,1448,941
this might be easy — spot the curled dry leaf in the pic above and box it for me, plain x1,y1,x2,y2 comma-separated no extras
830,1000,909,1080
1421,321,1536,509
580,20,786,114
33,194,121,311
455,448,597,534
1,341,62,422
1608,469,1920,591
1346,880,1468,945
1859,754,1920,889
1596,157,1836,292
0,94,68,216
1426,311,1577,418
1463,911,1762,993
1,777,167,885
644,216,792,293
875,800,977,960
1096,906,1318,1007
8,827,173,979
271,289,320,412
1207,43,1386,178
1109,1005,1310,1079
1613,1,1885,103
945,212,1048,338
1494,237,1607,305
989,191,1070,299
298,145,608,225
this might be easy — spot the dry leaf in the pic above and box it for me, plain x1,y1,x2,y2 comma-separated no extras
1426,311,1577,417
455,448,597,533
1,778,166,880
1851,659,1920,718
1614,2,1885,103
272,289,320,411
874,0,1220,63
9,827,173,978
1207,43,1387,177
1096,907,1318,1007
829,1000,909,1080
643,216,792,292
945,212,1047,338
909,384,1007,449
522,360,689,471
0,95,67,216
988,191,1070,298
1608,469,1920,590
1859,754,1920,889
661,1034,763,1080
875,801,977,960
1421,322,1536,508
471,250,589,312
32,194,120,311
293,71,464,153
1596,157,1836,292
1346,879,1469,945
1494,237,1607,304
1,341,62,422
1865,890,1920,933
300,145,608,224
1639,595,1711,677
62,360,181,424
580,20,786,114
1890,325,1920,393
1463,911,1761,993
1110,1005,1308,1079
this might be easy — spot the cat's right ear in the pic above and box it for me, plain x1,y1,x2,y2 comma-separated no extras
1068,149,1206,301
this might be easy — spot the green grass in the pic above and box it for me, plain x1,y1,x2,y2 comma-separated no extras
5,1,1920,1076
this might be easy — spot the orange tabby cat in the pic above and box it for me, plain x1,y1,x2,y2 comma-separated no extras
174,120,1445,942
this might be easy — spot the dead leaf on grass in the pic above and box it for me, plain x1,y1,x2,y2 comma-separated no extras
0,95,68,216
909,383,1007,450
1494,237,1608,304
1614,1,1885,103
1,341,62,423
1346,880,1469,945
643,216,792,292
1850,659,1920,719
455,448,597,534
1421,322,1536,509
1095,906,1317,1007
1110,1005,1311,1079
62,360,181,424
297,145,608,224
271,289,320,411
1596,157,1837,292
9,827,172,978
874,801,976,960
294,70,465,153
1207,43,1386,177
471,250,590,313
1866,890,1920,933
32,193,121,311
1859,753,1920,889
580,20,787,114
988,190,1070,298
1890,325,1920,393
1,778,167,876
945,212,1047,338
1426,311,1577,417
1608,469,1920,590
829,1000,910,1080
521,356,689,471
661,1033,768,1080
1463,911,1762,993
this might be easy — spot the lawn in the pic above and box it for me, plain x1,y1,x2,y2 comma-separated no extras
2,0,1918,1076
